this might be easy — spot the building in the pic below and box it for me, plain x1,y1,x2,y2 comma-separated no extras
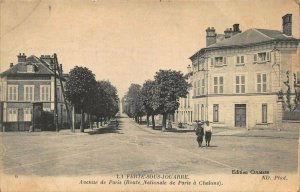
189,14,299,129
0,53,69,131
176,65,193,126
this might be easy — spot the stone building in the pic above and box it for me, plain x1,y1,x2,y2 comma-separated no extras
176,65,193,126
189,14,299,129
0,53,69,131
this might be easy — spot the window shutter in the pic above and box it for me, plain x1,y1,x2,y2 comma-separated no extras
223,57,226,65
267,104,273,123
237,56,240,64
253,54,257,63
211,58,214,66
266,52,270,61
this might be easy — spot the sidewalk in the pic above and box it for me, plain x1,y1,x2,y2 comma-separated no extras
134,120,299,139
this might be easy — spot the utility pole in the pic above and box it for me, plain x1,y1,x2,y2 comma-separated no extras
53,56,59,132
54,54,73,132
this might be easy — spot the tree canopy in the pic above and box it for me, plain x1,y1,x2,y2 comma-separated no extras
124,69,188,128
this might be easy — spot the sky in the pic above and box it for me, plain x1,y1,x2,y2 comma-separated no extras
1,0,299,98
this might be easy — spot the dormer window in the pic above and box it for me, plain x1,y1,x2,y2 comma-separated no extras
26,64,34,73
211,56,227,67
253,52,270,63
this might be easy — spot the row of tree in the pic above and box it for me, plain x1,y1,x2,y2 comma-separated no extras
65,66,119,132
123,69,189,129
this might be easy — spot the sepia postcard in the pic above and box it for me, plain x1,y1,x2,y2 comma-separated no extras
0,0,299,191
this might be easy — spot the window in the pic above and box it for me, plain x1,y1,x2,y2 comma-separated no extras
201,78,205,95
213,104,219,122
40,85,50,101
236,56,245,65
236,75,245,93
7,108,18,122
27,65,33,73
197,104,200,120
194,104,197,120
24,85,34,101
254,52,270,63
8,85,18,101
257,73,267,93
197,80,201,96
214,57,226,66
214,76,224,94
262,104,267,123
201,104,204,121
23,108,32,121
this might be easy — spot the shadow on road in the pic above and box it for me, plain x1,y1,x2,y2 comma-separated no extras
88,126,123,135
146,125,195,133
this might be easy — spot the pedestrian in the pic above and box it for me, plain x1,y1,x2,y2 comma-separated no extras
204,121,212,147
195,121,204,147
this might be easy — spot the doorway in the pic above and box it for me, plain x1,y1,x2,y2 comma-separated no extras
235,104,246,127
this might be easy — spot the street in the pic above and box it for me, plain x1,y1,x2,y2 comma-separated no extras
0,117,298,176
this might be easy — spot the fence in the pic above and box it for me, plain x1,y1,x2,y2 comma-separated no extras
283,111,300,121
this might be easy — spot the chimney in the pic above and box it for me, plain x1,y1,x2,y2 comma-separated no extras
224,28,234,39
17,53,26,63
10,63,14,68
60,64,63,74
232,24,241,35
282,14,292,36
206,27,217,47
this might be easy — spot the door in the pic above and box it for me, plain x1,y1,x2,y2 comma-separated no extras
235,104,246,127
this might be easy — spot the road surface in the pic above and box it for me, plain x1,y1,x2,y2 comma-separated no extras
0,117,298,176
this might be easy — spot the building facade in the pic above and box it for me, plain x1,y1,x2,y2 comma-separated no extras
176,66,193,126
189,14,299,129
0,53,69,131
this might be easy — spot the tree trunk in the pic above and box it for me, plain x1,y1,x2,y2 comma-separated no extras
146,115,149,127
100,117,103,126
89,114,92,130
152,115,155,129
80,109,84,132
162,113,167,129
96,116,99,128
72,106,75,132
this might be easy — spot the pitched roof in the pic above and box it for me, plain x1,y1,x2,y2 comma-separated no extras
190,28,299,60
207,28,298,48
1,55,55,76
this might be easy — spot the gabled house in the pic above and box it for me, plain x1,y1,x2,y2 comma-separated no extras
0,53,68,131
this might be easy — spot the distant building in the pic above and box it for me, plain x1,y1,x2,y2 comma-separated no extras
176,65,193,126
0,53,69,131
188,14,299,129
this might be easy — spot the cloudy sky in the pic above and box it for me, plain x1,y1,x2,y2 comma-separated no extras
1,0,299,97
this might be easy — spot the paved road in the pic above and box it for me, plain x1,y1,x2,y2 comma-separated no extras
0,117,298,176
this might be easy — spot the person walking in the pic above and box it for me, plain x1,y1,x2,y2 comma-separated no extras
204,121,212,147
194,121,204,147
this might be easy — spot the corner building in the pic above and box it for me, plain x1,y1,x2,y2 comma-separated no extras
190,14,299,129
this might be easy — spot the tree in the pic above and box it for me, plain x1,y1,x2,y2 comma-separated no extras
124,84,145,123
154,70,188,128
283,71,299,111
65,66,96,132
90,81,119,127
141,80,160,129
